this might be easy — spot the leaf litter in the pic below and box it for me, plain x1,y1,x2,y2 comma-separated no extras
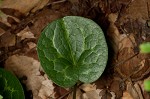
5,55,55,99
0,0,150,99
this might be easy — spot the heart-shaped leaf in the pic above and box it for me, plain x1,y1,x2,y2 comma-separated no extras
0,68,25,99
37,16,108,87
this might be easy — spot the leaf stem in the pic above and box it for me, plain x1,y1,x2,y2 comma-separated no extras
73,83,77,99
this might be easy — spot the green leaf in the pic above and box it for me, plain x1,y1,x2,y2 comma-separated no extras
0,95,3,99
0,68,25,99
144,80,150,92
37,16,108,87
140,42,150,53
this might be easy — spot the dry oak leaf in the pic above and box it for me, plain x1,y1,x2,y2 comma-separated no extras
5,55,55,99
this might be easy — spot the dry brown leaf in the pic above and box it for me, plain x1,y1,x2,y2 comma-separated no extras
109,79,123,98
17,26,35,40
0,10,20,31
5,55,55,99
119,34,136,51
79,84,96,92
27,42,36,49
31,0,49,13
67,88,82,99
0,28,5,36
0,0,49,15
122,91,133,99
108,13,118,23
79,83,116,99
0,32,16,47
38,75,55,99
0,10,11,26
116,48,149,80
126,82,144,99
107,13,120,54
82,89,102,99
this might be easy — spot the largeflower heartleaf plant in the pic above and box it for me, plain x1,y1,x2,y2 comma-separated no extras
0,68,25,99
37,16,108,87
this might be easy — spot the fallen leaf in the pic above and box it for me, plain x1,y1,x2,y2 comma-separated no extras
122,91,133,99
38,75,55,99
31,0,49,13
82,90,101,99
116,48,150,80
5,55,55,99
79,84,97,92
109,79,124,98
17,26,35,40
27,42,36,49
67,88,82,99
119,34,136,51
107,13,120,54
0,32,16,47
126,82,144,99
0,28,5,36
0,0,49,15
0,10,11,27
108,13,118,23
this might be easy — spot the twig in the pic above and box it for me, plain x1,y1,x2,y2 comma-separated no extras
47,0,67,6
117,0,133,20
113,52,139,68
120,26,136,47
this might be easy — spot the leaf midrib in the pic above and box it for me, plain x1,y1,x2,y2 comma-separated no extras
60,19,77,66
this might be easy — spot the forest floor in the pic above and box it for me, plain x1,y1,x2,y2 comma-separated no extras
0,0,150,99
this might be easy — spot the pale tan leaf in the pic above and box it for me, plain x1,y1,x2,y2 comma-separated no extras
0,0,49,15
119,34,136,51
31,0,49,13
108,13,118,23
82,90,101,99
79,84,96,92
27,42,36,49
67,88,82,99
122,91,133,99
17,26,35,40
